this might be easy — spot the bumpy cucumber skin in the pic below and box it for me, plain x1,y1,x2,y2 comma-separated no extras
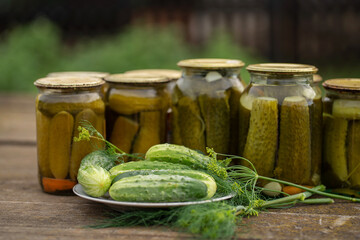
242,97,278,178
132,111,162,154
276,96,312,185
323,116,349,185
70,108,99,181
110,116,139,154
80,150,117,171
112,169,217,198
49,111,74,179
109,160,191,179
145,144,210,170
36,110,52,178
175,96,206,153
348,121,360,189
229,87,243,155
109,175,208,202
198,93,230,154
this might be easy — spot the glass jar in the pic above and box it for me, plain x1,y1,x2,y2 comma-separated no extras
47,72,109,97
105,74,170,156
239,63,319,186
173,58,245,155
34,76,105,194
322,79,360,189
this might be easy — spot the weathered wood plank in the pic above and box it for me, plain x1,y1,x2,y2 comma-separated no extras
0,94,36,144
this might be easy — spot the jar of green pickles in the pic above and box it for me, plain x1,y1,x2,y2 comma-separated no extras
34,77,106,194
238,63,320,186
104,74,171,155
172,58,245,155
322,79,360,189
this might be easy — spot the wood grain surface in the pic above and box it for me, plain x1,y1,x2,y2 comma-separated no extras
0,94,359,240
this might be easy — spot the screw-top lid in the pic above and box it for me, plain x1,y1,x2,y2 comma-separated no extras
313,74,323,83
105,73,170,84
177,58,244,69
246,63,318,74
323,78,360,92
47,71,109,78
124,69,181,81
34,76,105,89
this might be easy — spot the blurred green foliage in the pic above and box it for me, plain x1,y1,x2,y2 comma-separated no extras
0,18,266,93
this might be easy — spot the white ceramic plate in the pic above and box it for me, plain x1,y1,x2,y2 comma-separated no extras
73,184,234,211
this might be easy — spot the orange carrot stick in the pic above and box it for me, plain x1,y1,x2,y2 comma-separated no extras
283,185,314,195
42,177,76,193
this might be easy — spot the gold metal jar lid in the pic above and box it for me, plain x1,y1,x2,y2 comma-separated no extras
177,58,245,69
313,74,323,83
124,69,181,80
34,76,105,89
105,73,170,85
247,63,318,74
47,71,109,78
323,78,360,92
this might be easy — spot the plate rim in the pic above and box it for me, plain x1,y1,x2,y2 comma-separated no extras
73,184,235,208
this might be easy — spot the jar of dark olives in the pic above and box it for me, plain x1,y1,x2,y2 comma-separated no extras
173,58,245,155
322,78,360,189
239,63,320,185
34,77,105,194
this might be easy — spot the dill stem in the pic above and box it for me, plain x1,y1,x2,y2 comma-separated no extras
258,176,360,203
301,198,334,204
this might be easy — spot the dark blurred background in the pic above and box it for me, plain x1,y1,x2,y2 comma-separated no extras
0,0,359,92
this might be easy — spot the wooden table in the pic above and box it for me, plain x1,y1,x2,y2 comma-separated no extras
1,94,360,240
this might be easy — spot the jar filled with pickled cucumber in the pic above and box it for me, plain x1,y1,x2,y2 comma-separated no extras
238,63,320,186
104,74,171,156
34,76,106,194
322,78,360,189
172,58,246,155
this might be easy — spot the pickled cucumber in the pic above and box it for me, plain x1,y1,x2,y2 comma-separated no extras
198,92,230,154
310,97,322,185
332,99,360,119
38,98,105,116
108,94,162,115
229,87,242,154
243,97,278,177
36,110,52,178
132,111,162,154
176,96,206,153
49,111,74,179
70,109,99,180
238,93,253,156
348,121,360,188
323,116,349,184
110,116,139,153
276,96,311,184
171,107,183,145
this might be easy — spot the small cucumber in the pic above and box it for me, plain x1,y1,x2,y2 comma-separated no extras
109,160,191,180
112,169,217,198
109,175,208,202
145,144,210,170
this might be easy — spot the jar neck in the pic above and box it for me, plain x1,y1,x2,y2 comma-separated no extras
250,73,313,85
182,67,241,78
325,88,360,100
38,87,101,95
